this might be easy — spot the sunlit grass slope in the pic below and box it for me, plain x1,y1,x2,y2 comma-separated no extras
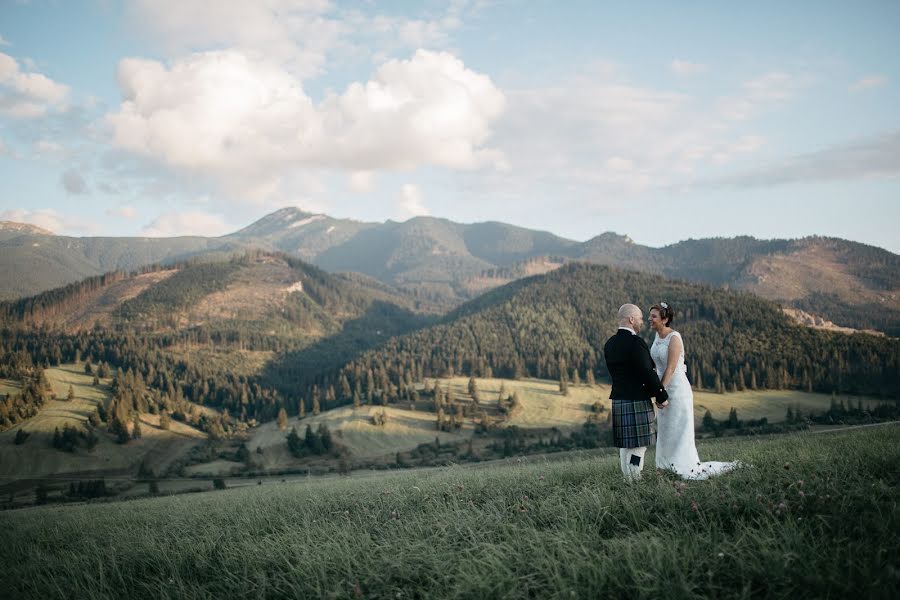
2,425,896,599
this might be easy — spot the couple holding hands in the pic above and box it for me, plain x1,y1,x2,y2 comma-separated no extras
604,302,738,481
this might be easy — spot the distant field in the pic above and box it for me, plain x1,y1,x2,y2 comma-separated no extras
2,425,896,599
246,404,473,470
0,364,206,485
238,377,889,472
0,378,21,398
437,377,886,428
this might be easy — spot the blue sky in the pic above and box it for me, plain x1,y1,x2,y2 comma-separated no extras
1,0,898,252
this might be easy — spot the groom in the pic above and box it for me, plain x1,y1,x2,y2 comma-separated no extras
604,303,669,480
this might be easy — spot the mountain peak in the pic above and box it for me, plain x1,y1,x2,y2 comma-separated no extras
228,207,328,238
0,221,55,235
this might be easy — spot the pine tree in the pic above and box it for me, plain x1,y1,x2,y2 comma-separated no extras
132,416,142,439
66,384,75,402
277,407,288,431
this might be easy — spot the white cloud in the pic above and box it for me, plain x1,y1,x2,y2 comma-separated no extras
850,75,887,92
106,49,506,201
399,183,428,217
0,51,70,118
0,208,98,235
670,59,706,76
478,67,785,206
106,205,137,219
349,170,375,193
141,210,233,237
61,169,88,194
718,71,803,120
127,0,342,78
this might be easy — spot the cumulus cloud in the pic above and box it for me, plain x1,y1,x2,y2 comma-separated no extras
141,210,233,237
0,51,70,118
698,130,900,188
670,59,706,76
399,183,428,217
61,169,88,194
850,75,887,92
106,49,505,200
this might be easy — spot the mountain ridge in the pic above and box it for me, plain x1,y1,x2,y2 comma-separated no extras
1,207,896,335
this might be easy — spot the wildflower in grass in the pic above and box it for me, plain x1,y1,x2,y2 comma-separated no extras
691,500,699,513
539,475,545,481
784,462,791,470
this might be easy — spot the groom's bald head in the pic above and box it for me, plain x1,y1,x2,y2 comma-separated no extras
617,303,643,332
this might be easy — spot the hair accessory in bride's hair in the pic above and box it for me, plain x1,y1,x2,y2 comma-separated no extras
660,302,668,309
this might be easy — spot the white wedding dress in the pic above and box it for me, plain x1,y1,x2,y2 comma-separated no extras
651,331,738,480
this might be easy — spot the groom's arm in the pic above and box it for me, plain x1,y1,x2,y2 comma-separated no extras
633,338,668,402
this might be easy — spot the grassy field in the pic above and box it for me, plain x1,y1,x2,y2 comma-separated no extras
233,377,890,473
0,364,206,487
439,377,886,425
1,425,896,599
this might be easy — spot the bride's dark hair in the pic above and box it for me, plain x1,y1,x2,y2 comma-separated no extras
650,302,674,326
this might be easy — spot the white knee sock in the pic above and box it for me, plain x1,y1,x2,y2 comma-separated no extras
619,447,647,480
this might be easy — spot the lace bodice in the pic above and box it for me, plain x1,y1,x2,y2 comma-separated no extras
650,331,686,380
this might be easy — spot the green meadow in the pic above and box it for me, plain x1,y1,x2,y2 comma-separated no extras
1,425,896,599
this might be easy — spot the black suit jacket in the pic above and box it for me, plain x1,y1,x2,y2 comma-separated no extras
603,329,668,402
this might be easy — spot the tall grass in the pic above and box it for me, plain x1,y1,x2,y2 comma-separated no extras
1,426,897,599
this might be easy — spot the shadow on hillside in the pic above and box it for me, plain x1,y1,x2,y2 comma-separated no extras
259,301,437,396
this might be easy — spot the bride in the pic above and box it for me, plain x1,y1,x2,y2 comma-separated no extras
649,302,738,480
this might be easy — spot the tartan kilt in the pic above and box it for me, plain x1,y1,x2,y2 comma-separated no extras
611,398,656,448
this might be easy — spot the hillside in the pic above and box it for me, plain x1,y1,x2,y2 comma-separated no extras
1,426,896,599
3,207,896,335
0,364,207,491
338,262,900,399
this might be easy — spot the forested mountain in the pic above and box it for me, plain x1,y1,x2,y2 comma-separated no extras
337,263,900,401
2,207,897,335
2,257,897,440
0,251,434,427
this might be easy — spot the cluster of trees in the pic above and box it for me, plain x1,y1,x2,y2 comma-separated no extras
52,423,98,452
0,373,50,431
286,423,336,458
807,397,900,425
66,479,108,499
